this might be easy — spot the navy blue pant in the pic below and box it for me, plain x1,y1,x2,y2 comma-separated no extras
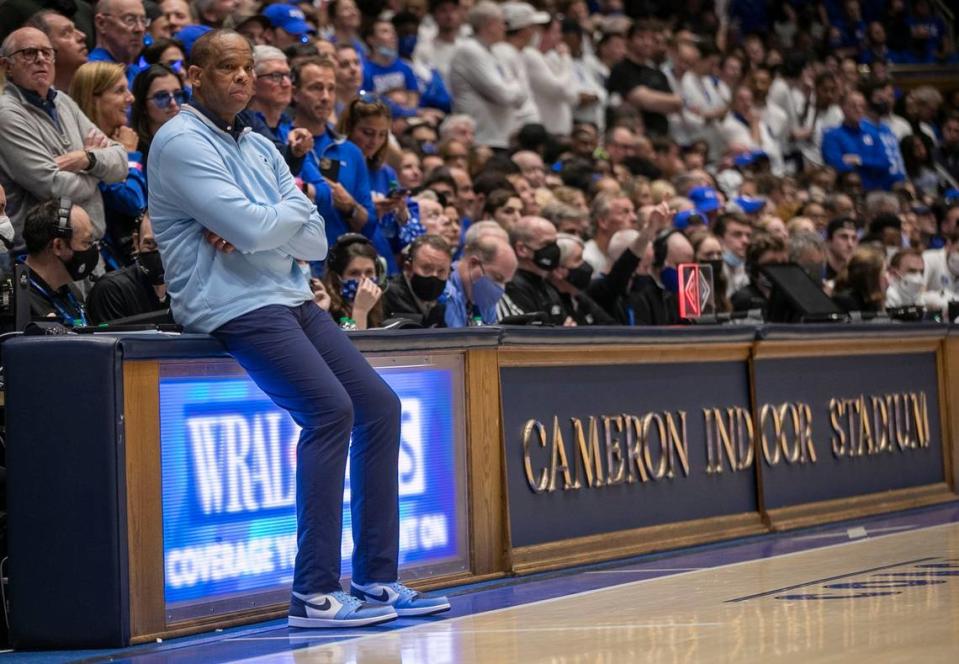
212,302,401,594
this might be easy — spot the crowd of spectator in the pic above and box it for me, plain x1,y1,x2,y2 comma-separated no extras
1,0,958,329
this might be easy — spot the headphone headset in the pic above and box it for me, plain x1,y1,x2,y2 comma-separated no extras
653,229,682,269
53,197,73,241
327,233,385,283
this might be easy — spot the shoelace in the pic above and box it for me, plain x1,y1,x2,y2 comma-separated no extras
385,582,418,599
330,590,363,610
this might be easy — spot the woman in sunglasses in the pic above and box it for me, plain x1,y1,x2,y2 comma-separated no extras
131,63,186,164
70,61,146,267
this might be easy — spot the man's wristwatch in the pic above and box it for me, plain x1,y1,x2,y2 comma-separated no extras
84,150,97,171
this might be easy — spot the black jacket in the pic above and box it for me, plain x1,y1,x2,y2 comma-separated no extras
626,275,680,326
505,269,567,324
87,265,168,324
383,274,447,327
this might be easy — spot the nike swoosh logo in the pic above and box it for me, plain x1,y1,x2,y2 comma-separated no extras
367,589,391,602
302,597,332,611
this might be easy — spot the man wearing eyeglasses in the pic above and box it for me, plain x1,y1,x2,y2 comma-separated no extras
0,27,127,249
90,0,148,86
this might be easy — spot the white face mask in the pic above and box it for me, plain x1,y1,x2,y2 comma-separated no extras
0,214,12,245
948,251,959,277
894,273,924,303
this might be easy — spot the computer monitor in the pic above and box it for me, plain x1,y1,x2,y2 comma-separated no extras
760,263,846,323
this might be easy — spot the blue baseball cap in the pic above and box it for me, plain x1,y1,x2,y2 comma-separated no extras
673,209,707,231
689,186,721,214
733,149,769,168
262,3,315,36
733,195,767,215
175,24,212,57
945,188,959,204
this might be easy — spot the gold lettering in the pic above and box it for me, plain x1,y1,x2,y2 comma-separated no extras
733,407,754,469
871,396,889,453
911,392,930,448
779,403,801,464
703,408,717,474
892,394,913,450
549,416,575,491
665,411,690,477
603,415,626,485
522,420,549,493
642,413,669,480
761,404,782,466
798,403,816,463
626,415,649,483
829,398,846,457
857,395,874,456
571,416,604,488
711,408,737,472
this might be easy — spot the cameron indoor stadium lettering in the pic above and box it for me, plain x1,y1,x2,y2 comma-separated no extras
520,391,932,493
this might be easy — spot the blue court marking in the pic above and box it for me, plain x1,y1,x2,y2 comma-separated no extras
724,557,940,603
10,502,959,663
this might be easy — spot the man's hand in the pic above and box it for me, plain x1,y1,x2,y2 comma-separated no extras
309,277,331,310
55,150,91,172
113,126,139,152
842,153,862,166
642,201,674,234
288,128,314,158
204,230,236,253
325,177,357,212
352,278,382,315
83,127,109,149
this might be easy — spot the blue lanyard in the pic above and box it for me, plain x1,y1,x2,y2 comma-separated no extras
626,304,636,326
29,275,87,326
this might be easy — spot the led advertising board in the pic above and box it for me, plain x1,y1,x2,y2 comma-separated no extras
158,357,467,619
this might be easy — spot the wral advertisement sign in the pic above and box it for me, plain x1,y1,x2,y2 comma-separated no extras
159,363,463,607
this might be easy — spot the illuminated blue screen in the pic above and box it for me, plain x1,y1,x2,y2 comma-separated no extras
159,365,462,606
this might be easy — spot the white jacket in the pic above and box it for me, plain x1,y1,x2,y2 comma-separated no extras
450,38,527,149
523,47,578,136
921,248,959,315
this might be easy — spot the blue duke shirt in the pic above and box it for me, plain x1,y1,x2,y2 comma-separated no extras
821,120,897,191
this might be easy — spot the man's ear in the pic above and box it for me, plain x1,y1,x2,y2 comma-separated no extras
187,64,203,91
50,237,68,256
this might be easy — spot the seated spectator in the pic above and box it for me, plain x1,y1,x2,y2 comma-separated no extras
160,0,192,36
383,234,452,327
70,60,145,264
498,215,566,324
481,189,523,231
21,199,99,325
922,226,959,316
130,63,184,164
583,191,638,274
233,12,270,47
261,3,314,50
730,233,788,316
438,112,476,148
193,0,233,29
445,233,516,327
89,0,147,87
25,9,88,92
139,37,187,76
448,166,477,224
934,113,959,185
333,43,362,117
449,1,526,150
87,213,170,322
886,248,927,309
901,133,943,197
242,45,313,177
321,234,385,330
547,232,615,325
627,229,694,325
511,150,548,189
789,230,828,287
691,230,730,313
0,27,127,248
543,200,589,237
395,149,423,190
832,246,887,313
825,217,859,282
714,212,752,297
324,0,366,56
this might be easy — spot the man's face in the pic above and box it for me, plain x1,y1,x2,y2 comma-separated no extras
751,70,771,99
448,122,475,147
53,206,96,262
450,168,476,218
1,29,56,94
370,21,397,52
295,63,336,122
605,197,637,234
843,92,866,125
254,58,292,107
721,56,742,83
406,244,452,281
95,0,147,63
629,29,654,61
189,34,255,119
45,14,88,71
829,227,859,262
721,221,752,259
470,243,517,288
942,207,959,236
433,2,461,32
733,87,753,115
943,119,959,147
817,77,839,107
508,175,538,215
161,0,191,34
238,20,267,46
335,47,363,91
805,203,828,230
516,222,557,265
334,0,361,31
516,155,546,188
571,129,597,158
605,128,635,165
868,21,886,45
891,253,924,280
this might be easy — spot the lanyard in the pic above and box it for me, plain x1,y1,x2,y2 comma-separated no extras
29,275,87,326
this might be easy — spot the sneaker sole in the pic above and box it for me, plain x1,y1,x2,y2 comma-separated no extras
288,612,397,629
395,601,452,617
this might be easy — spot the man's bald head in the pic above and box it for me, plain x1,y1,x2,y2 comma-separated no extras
509,215,556,248
1,28,55,95
511,150,546,188
1,27,49,56
189,29,251,69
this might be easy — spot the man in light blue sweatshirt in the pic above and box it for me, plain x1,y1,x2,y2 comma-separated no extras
148,29,449,629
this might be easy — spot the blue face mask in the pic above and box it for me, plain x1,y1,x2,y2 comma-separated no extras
341,279,359,302
398,34,417,59
471,263,505,311
723,248,744,269
376,45,398,61
660,266,679,293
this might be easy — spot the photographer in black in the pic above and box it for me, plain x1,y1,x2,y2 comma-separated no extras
383,234,453,327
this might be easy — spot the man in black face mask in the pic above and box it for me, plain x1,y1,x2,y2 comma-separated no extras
22,198,99,326
500,215,571,325
547,233,615,326
87,213,172,323
383,234,453,327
